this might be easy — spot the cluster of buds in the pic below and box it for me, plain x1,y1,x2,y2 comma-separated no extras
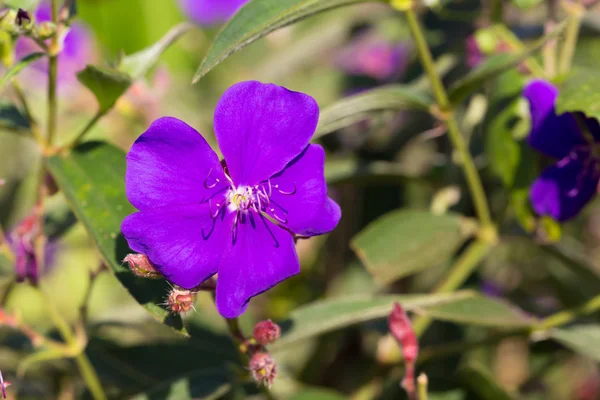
0,8,55,38
244,320,281,388
166,287,195,314
388,302,419,398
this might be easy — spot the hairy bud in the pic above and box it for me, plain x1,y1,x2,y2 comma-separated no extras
123,254,162,279
249,352,277,388
15,9,30,27
388,302,419,397
252,320,281,346
167,288,194,314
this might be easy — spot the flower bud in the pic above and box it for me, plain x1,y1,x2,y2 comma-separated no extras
15,9,31,27
167,288,194,314
123,253,162,279
37,21,56,40
252,320,281,346
388,302,419,396
249,352,277,388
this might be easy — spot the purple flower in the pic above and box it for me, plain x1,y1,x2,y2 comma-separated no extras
121,81,341,318
525,80,600,221
337,32,410,81
15,1,93,86
178,0,248,26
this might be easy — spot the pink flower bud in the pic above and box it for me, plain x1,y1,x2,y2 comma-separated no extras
167,288,194,314
252,320,281,346
249,352,277,388
0,369,9,399
388,302,419,397
123,254,162,279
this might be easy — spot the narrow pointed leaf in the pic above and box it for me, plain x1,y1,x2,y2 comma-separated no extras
0,53,44,91
351,210,472,285
120,23,193,79
0,103,30,130
45,142,186,335
193,0,386,82
315,85,432,139
416,295,535,328
271,291,475,349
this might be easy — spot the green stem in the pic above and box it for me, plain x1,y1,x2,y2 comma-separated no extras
70,111,105,148
404,9,493,228
558,1,583,76
412,240,493,336
38,289,106,400
46,0,59,146
537,292,600,331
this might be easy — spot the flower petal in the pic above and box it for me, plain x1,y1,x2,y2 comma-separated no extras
216,212,299,318
530,155,599,221
214,81,319,186
269,144,341,236
122,203,233,289
178,0,248,25
126,117,227,210
523,79,585,159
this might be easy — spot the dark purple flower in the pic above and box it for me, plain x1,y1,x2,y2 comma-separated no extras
337,32,410,81
121,81,341,318
525,80,600,221
15,1,93,86
465,35,484,69
178,0,248,26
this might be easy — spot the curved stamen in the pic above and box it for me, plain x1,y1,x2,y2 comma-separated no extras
208,198,224,219
274,183,296,195
204,168,221,189
270,207,288,224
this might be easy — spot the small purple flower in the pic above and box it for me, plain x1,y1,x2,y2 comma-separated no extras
178,0,248,26
524,80,600,221
465,35,484,69
15,1,93,86
121,81,341,318
337,32,410,81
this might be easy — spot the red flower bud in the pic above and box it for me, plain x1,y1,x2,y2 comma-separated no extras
124,254,162,279
249,352,277,388
252,320,281,346
388,302,419,397
167,288,194,314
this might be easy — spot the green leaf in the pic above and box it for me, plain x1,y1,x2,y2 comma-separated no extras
119,23,193,79
448,25,563,105
290,388,347,400
76,65,133,113
417,294,535,328
551,325,600,362
460,362,515,400
131,371,231,400
0,53,45,91
555,67,600,120
193,0,387,82
485,100,521,188
315,85,432,139
45,142,186,334
0,103,30,130
271,291,474,350
351,210,471,285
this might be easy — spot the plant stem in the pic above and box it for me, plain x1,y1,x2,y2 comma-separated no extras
70,111,104,148
38,288,106,400
417,374,428,400
404,8,493,229
412,240,493,336
558,1,583,76
537,292,600,331
543,0,559,77
46,0,59,147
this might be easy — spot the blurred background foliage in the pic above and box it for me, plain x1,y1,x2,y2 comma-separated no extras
1,0,600,399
